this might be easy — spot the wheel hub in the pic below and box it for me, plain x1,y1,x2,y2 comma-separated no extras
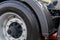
7,22,22,38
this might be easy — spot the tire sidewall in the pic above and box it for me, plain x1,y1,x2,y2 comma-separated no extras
0,1,39,40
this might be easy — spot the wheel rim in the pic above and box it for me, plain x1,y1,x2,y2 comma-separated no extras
0,12,27,40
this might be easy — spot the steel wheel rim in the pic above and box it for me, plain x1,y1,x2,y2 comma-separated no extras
0,12,27,40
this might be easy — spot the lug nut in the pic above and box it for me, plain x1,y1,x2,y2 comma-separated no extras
7,29,12,34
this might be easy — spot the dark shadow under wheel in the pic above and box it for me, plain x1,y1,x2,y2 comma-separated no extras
0,1,40,40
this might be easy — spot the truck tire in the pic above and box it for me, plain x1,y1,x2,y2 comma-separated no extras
24,0,55,37
0,1,40,40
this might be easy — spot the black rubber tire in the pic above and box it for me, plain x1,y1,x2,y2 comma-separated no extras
23,0,55,37
0,1,40,40
57,23,60,40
